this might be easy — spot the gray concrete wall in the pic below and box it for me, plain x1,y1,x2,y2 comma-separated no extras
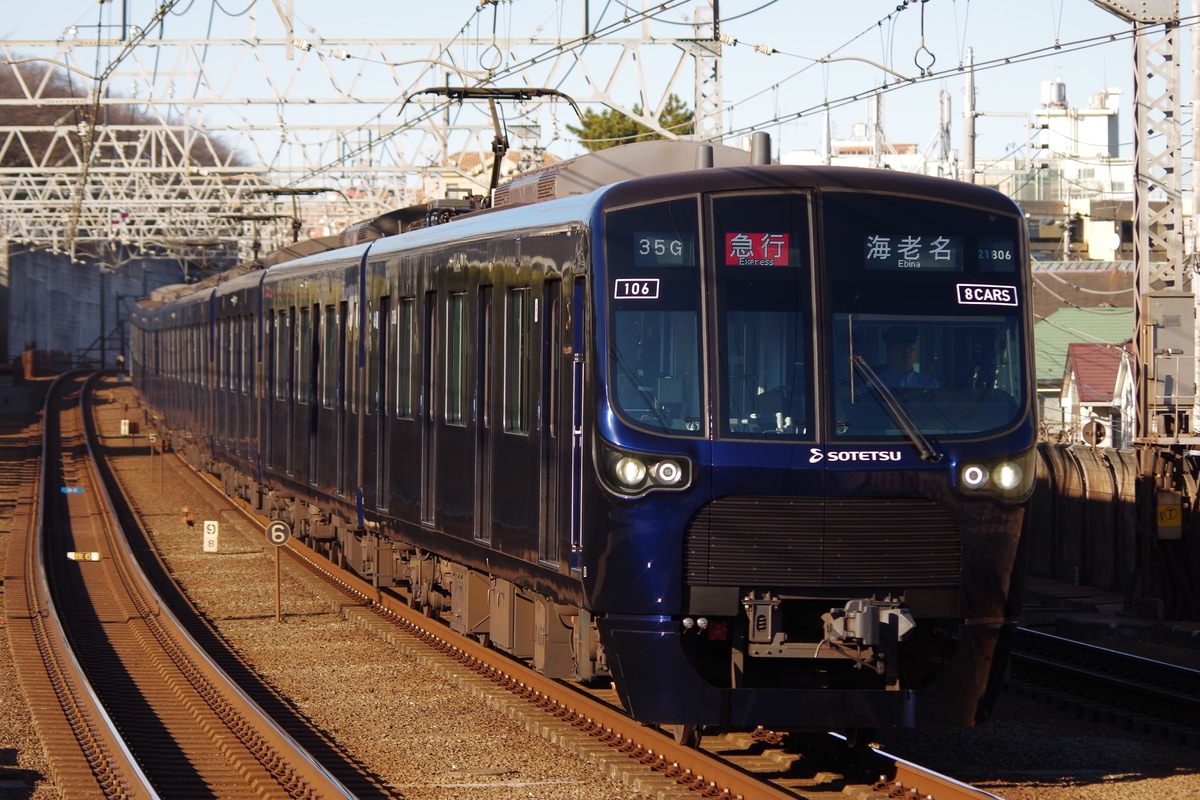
0,242,8,365
5,247,192,367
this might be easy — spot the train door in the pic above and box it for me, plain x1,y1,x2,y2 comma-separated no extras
227,317,237,451
474,286,494,543
420,290,438,526
217,317,228,449
390,294,418,519
436,287,475,537
301,304,318,484
207,290,217,451
284,307,296,476
335,300,347,496
265,310,275,468
539,279,561,564
241,314,250,453
373,295,390,510
568,275,586,572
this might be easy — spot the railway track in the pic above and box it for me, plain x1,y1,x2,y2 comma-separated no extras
89,376,1003,800
1010,627,1200,746
7,372,378,799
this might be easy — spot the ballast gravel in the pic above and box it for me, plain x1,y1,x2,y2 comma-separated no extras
3,378,1200,800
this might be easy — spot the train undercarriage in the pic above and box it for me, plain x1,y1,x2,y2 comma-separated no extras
170,427,991,737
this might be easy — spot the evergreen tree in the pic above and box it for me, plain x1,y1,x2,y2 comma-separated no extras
566,94,695,152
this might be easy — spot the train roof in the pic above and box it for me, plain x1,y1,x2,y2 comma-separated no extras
492,140,755,208
138,138,1023,316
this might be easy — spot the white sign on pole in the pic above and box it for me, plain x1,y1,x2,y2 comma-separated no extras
203,520,219,553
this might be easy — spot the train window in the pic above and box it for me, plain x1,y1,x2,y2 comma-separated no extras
298,306,312,406
604,197,702,436
344,301,356,413
712,193,813,439
479,286,493,430
244,315,254,396
201,323,209,389
396,298,415,419
322,305,338,409
274,310,288,400
266,311,276,399
230,316,238,391
822,191,1025,439
216,319,226,390
505,287,531,435
234,314,244,395
367,299,384,416
447,292,468,426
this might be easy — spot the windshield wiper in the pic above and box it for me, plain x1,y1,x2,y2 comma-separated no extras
850,356,943,462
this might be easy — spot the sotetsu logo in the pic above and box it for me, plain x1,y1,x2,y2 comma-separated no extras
809,448,903,464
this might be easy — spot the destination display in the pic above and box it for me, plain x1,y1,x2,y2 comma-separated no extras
863,233,963,271
634,232,695,267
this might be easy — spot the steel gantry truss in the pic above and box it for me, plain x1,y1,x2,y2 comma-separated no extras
1,0,723,261
1091,0,1200,617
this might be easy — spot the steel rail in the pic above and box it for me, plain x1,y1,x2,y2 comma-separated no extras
25,372,159,799
76,373,361,800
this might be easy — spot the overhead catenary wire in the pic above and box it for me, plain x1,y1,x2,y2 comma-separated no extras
720,13,1200,142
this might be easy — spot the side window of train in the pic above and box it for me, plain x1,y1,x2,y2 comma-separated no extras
396,297,415,419
234,314,244,395
228,315,237,393
201,323,209,389
217,318,227,390
447,292,468,426
505,286,531,435
368,297,385,417
266,311,276,398
275,308,291,401
244,315,254,396
322,304,338,409
298,306,312,406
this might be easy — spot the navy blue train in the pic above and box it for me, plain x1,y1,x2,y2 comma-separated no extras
131,137,1036,740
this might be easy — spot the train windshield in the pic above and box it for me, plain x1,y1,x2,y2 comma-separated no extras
605,198,705,436
603,187,1025,442
823,191,1025,440
712,193,813,439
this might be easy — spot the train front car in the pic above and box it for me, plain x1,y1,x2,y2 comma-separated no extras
585,166,1034,733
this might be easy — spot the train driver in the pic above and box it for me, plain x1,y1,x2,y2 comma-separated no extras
877,326,939,389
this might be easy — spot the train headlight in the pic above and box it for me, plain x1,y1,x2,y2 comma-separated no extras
957,449,1035,502
651,460,682,485
614,456,648,488
962,465,988,489
994,463,1023,491
598,441,692,498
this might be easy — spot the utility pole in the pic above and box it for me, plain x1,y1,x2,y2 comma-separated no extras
964,48,977,184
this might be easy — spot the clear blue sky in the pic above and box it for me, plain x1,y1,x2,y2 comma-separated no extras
1,1,1186,161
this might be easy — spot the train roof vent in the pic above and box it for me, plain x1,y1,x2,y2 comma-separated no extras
491,140,755,209
338,209,403,247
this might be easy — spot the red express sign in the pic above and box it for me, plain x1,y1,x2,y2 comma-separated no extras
725,232,790,266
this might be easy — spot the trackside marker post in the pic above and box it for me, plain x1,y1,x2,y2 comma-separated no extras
203,520,219,553
266,521,292,622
